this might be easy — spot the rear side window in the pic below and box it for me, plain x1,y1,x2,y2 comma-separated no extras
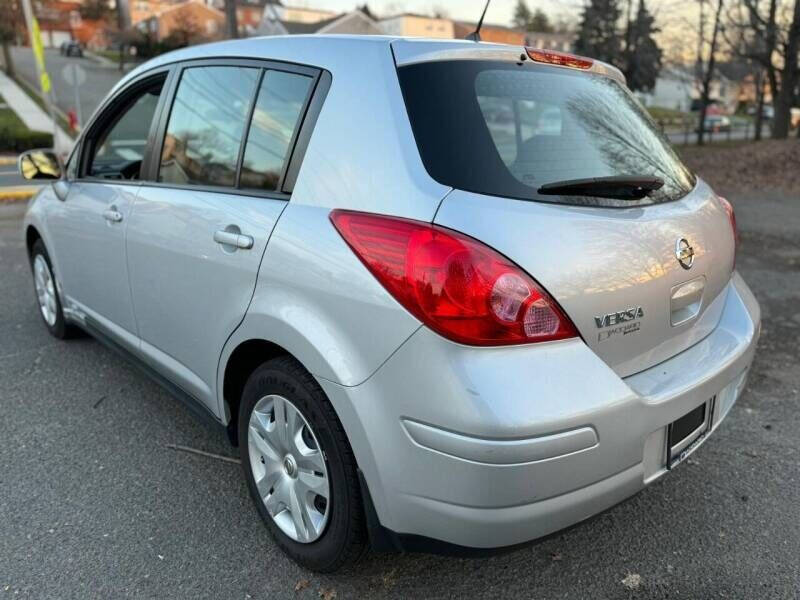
398,61,696,207
240,70,313,191
159,66,259,187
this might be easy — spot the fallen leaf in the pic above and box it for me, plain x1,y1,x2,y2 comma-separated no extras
621,572,642,590
382,569,397,588
318,588,337,600
295,579,309,592
550,551,563,561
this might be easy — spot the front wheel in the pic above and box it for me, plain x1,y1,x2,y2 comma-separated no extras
30,239,77,339
238,356,367,572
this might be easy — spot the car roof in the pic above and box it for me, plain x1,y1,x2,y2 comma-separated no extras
115,35,624,97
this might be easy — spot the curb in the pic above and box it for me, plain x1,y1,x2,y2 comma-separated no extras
0,186,39,202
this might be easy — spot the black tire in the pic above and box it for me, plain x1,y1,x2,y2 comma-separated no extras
238,356,367,572
29,239,78,339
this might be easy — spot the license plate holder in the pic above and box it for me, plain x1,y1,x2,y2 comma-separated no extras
667,397,715,469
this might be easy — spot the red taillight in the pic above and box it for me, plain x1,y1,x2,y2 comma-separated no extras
717,195,738,267
525,47,593,70
330,210,578,346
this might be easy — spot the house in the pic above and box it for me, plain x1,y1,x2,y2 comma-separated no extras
378,13,454,39
234,0,268,36
137,0,225,42
452,21,525,45
639,65,739,113
257,8,382,37
32,0,82,47
282,4,335,23
129,0,180,26
524,31,575,52
639,65,694,112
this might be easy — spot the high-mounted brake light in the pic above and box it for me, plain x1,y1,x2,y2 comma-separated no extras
525,48,594,70
717,195,738,267
330,210,578,346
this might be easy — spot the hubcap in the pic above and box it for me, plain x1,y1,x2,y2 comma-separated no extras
33,255,57,327
248,395,330,543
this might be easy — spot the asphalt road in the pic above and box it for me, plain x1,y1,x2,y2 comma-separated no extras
1,191,799,599
0,166,27,188
10,47,127,126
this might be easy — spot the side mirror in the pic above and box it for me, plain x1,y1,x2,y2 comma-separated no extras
19,149,63,181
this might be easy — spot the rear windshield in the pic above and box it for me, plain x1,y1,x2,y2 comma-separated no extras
397,60,696,207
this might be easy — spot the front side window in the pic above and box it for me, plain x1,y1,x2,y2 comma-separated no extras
87,78,164,180
159,66,259,187
239,70,312,191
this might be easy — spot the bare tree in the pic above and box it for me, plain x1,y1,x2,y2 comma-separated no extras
727,0,800,139
0,0,22,77
773,0,800,137
696,0,725,146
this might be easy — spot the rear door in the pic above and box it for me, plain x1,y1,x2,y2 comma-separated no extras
396,49,736,377
126,60,319,411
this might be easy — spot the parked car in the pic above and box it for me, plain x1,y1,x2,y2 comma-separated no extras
698,114,731,133
59,40,83,57
19,37,760,572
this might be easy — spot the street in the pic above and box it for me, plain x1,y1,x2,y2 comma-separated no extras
1,187,798,599
0,164,27,188
10,47,127,126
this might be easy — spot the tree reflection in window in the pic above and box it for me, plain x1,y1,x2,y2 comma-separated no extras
159,66,258,187
239,70,312,191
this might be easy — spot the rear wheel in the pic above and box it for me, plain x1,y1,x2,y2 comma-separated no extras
238,356,367,572
30,239,77,339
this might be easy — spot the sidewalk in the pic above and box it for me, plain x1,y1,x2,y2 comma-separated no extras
0,69,73,155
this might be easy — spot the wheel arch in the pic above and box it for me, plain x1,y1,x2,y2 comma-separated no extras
221,338,291,446
25,225,42,259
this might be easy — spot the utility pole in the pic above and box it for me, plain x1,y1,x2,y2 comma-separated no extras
117,0,131,72
19,0,60,152
225,0,238,39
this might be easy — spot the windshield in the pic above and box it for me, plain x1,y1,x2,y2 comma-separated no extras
397,60,696,208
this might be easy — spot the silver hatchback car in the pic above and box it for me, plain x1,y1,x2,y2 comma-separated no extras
20,36,760,572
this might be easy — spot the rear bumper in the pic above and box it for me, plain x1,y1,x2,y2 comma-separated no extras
319,272,760,550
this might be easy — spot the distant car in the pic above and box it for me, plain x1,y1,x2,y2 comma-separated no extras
19,36,759,572
59,40,83,57
699,114,731,133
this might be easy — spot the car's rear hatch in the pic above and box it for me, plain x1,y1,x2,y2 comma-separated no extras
393,40,736,377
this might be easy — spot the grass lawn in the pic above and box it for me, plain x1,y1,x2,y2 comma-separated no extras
0,93,53,153
647,106,690,122
10,76,74,138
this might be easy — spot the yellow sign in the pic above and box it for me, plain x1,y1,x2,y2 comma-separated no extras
31,17,51,93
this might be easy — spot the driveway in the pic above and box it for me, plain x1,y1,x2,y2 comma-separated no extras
0,190,798,599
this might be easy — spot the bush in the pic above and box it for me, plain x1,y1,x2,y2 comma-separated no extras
0,126,53,153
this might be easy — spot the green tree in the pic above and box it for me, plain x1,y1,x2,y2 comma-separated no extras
530,8,553,33
573,0,622,65
512,0,533,29
623,0,662,92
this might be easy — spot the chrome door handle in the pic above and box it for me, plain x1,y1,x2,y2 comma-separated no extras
213,229,254,250
102,209,123,223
